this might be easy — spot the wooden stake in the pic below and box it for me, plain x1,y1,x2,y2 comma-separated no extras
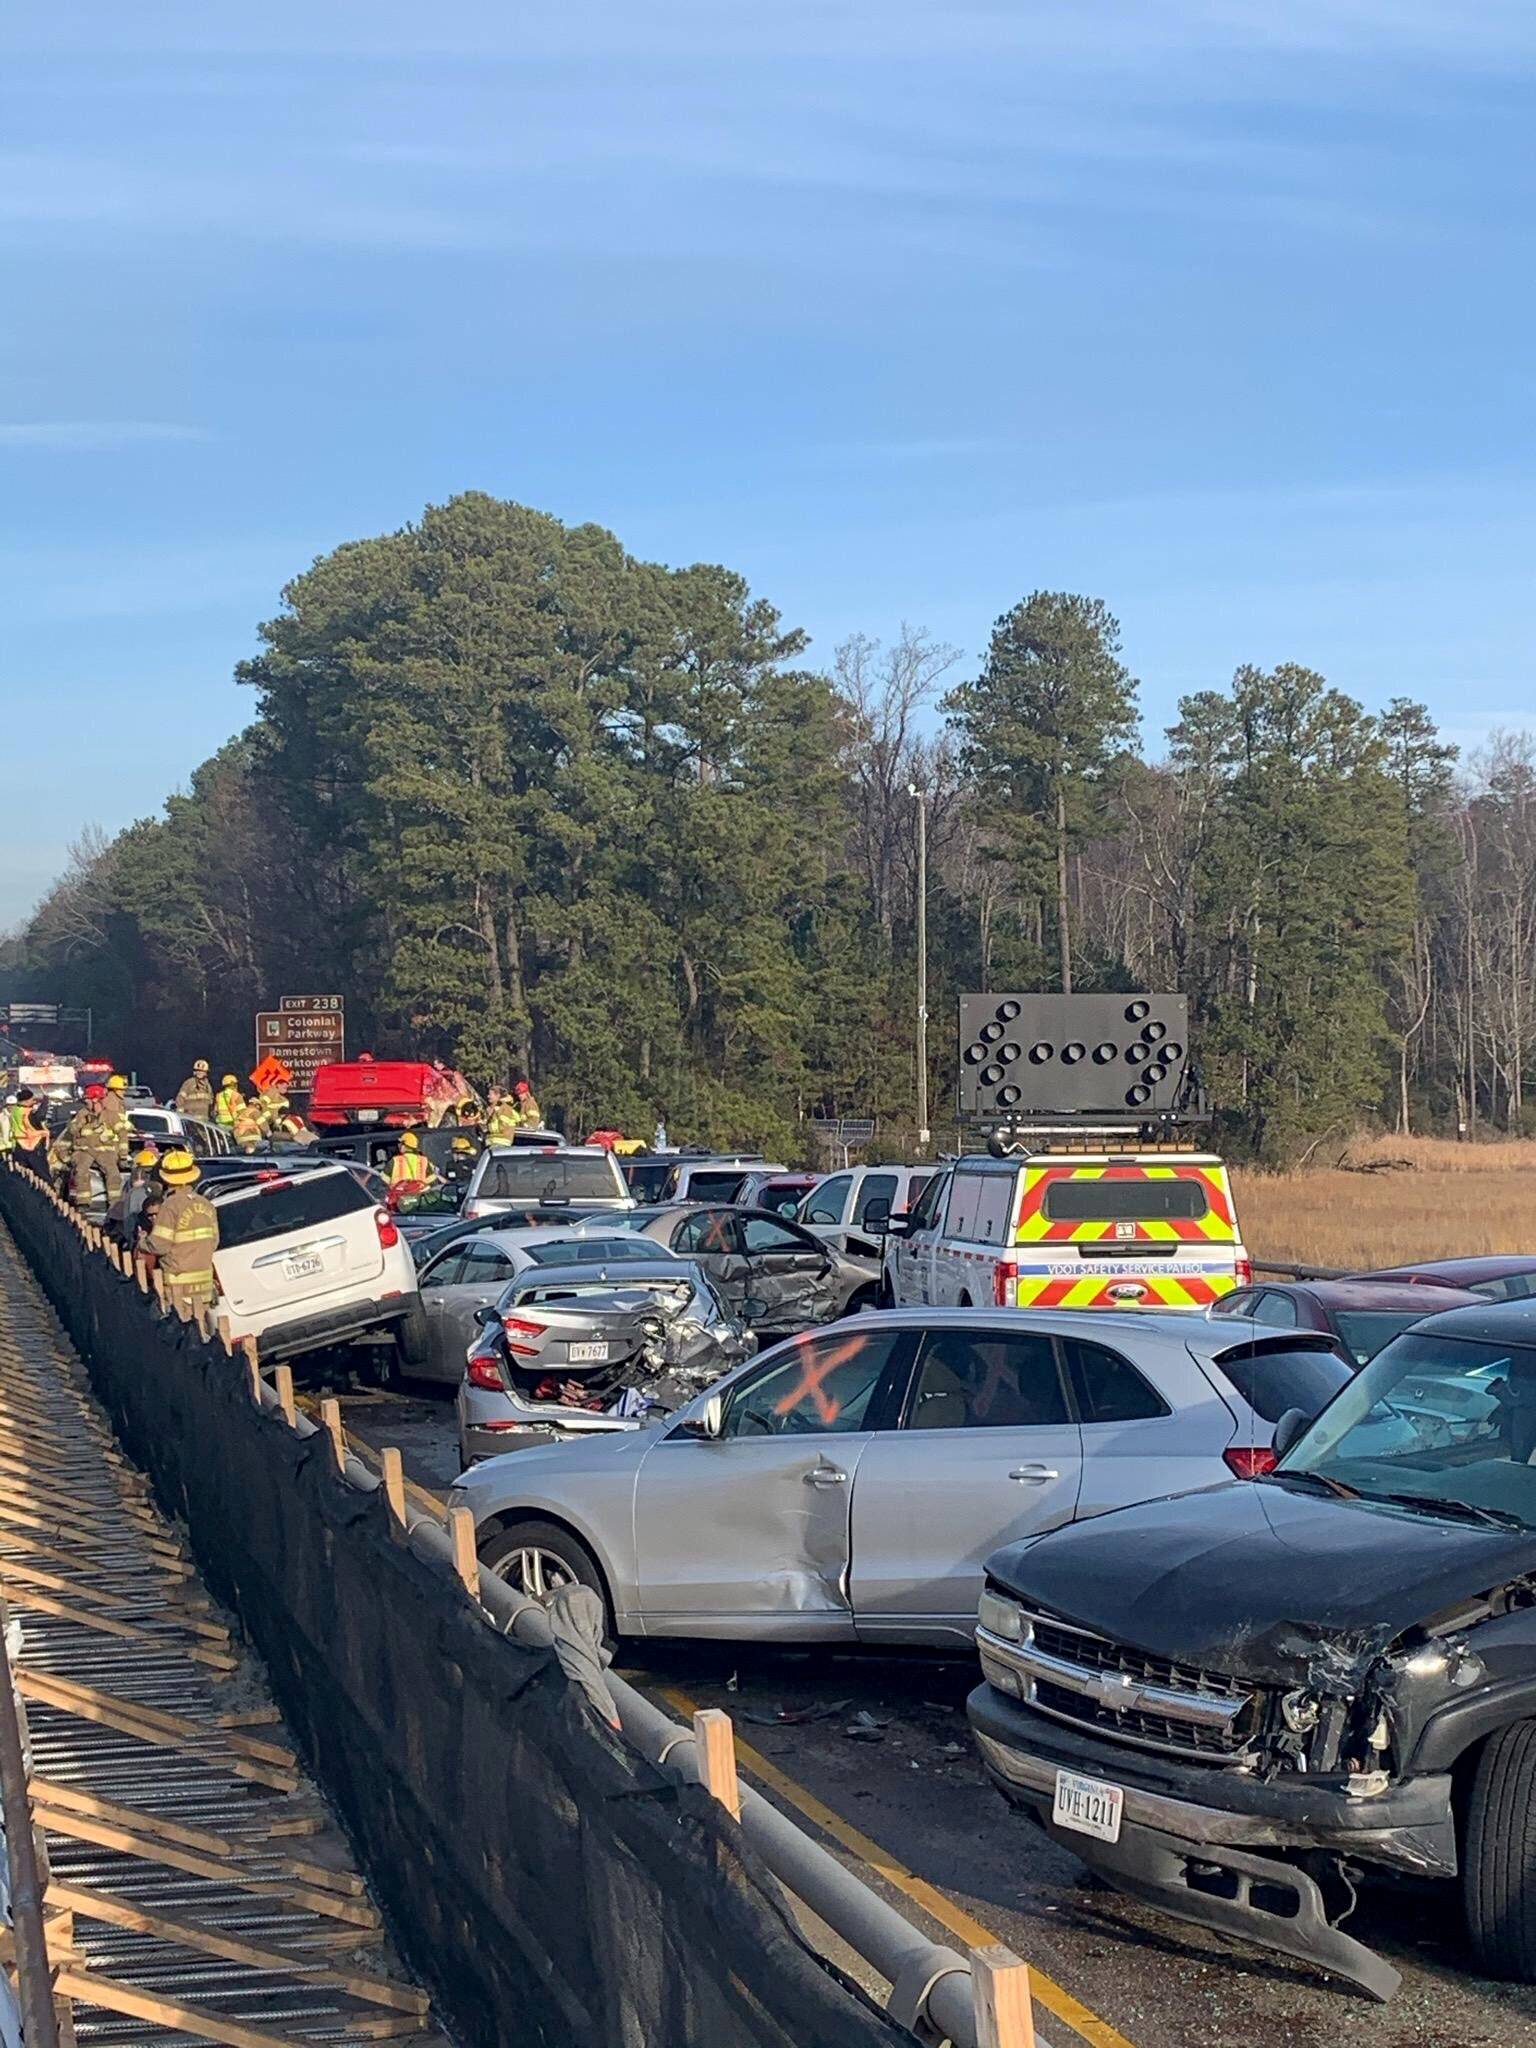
318,1397,346,1474
272,1366,297,1428
972,1945,1035,2048
693,1708,741,1821
447,1506,480,1601
241,1336,262,1405
216,1313,234,1355
134,1254,150,1293
378,1447,406,1528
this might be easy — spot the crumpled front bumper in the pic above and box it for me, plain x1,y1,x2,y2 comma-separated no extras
968,1682,1458,2001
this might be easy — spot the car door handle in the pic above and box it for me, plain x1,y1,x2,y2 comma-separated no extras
804,1467,848,1487
1009,1464,1060,1483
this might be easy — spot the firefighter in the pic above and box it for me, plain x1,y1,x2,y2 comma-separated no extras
111,1147,162,1245
175,1059,215,1119
484,1087,521,1145
212,1074,244,1129
102,1074,135,1161
0,1095,13,1157
12,1090,49,1159
388,1130,437,1191
231,1099,267,1153
454,1096,483,1134
147,1150,219,1316
511,1077,543,1129
255,1086,288,1132
64,1083,120,1207
268,1099,313,1145
443,1132,478,1190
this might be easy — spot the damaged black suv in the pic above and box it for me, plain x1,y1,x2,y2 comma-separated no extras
969,1301,1536,2000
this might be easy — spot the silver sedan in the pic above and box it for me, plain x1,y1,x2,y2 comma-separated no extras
447,1308,1350,1641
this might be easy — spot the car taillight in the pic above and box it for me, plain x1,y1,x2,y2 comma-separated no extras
374,1206,399,1249
1235,1254,1253,1286
1223,1445,1277,1479
993,1259,1018,1308
502,1316,546,1356
466,1353,504,1391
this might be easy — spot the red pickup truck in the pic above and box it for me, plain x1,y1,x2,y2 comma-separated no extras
308,1059,475,1131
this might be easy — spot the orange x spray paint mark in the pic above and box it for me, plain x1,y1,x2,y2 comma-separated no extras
773,1330,866,1426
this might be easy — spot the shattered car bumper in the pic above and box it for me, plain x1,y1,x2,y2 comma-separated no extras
969,1684,1456,2001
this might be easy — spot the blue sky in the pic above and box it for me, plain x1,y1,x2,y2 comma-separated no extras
4,0,1535,928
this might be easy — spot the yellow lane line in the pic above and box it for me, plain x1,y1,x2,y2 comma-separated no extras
657,1682,1139,2048
310,1402,1134,2048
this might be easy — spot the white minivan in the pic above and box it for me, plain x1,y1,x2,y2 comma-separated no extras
210,1163,426,1364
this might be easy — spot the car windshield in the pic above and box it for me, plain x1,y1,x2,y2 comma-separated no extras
1331,1309,1434,1368
213,1171,373,1249
681,1170,748,1203
508,1277,694,1308
478,1155,622,1201
521,1237,663,1265
1277,1329,1536,1530
1207,1341,1351,1423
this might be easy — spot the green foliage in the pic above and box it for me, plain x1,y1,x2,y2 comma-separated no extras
5,503,1480,1160
945,592,1138,992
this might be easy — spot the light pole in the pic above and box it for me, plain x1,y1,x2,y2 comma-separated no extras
908,783,929,1150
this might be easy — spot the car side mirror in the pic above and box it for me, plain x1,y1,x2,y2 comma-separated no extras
681,1394,725,1440
864,1199,891,1227
739,1296,769,1322
472,1305,499,1329
1272,1407,1311,1462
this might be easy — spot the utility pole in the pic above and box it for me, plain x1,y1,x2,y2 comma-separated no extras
909,784,930,1150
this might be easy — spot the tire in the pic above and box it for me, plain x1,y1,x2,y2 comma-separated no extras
395,1299,430,1369
1464,1721,1536,1978
479,1518,609,1611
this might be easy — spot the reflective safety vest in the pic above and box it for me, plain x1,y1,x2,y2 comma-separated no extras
213,1087,244,1127
148,1189,219,1290
389,1149,435,1188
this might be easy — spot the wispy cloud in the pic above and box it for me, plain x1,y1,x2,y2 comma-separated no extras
0,421,209,450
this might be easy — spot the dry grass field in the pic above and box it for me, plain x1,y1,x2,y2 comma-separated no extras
1232,1133,1536,1272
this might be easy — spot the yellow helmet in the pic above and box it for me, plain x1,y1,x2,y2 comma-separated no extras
159,1148,199,1186
400,1131,421,1151
108,1073,128,1091
451,1135,475,1154
134,1147,159,1168
221,1073,238,1087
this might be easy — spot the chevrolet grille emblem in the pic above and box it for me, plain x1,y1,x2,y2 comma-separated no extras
1086,1671,1145,1711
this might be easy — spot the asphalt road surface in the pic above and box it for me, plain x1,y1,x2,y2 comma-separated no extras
313,1371,1536,2048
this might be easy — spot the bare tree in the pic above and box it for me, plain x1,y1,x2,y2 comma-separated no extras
836,626,960,940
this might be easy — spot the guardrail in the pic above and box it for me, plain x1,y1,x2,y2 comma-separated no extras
0,1162,1052,2048
1251,1259,1351,1281
0,1604,60,2048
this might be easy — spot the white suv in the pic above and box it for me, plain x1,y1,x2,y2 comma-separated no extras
209,1163,426,1365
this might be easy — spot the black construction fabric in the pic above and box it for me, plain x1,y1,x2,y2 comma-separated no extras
0,1167,908,2048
